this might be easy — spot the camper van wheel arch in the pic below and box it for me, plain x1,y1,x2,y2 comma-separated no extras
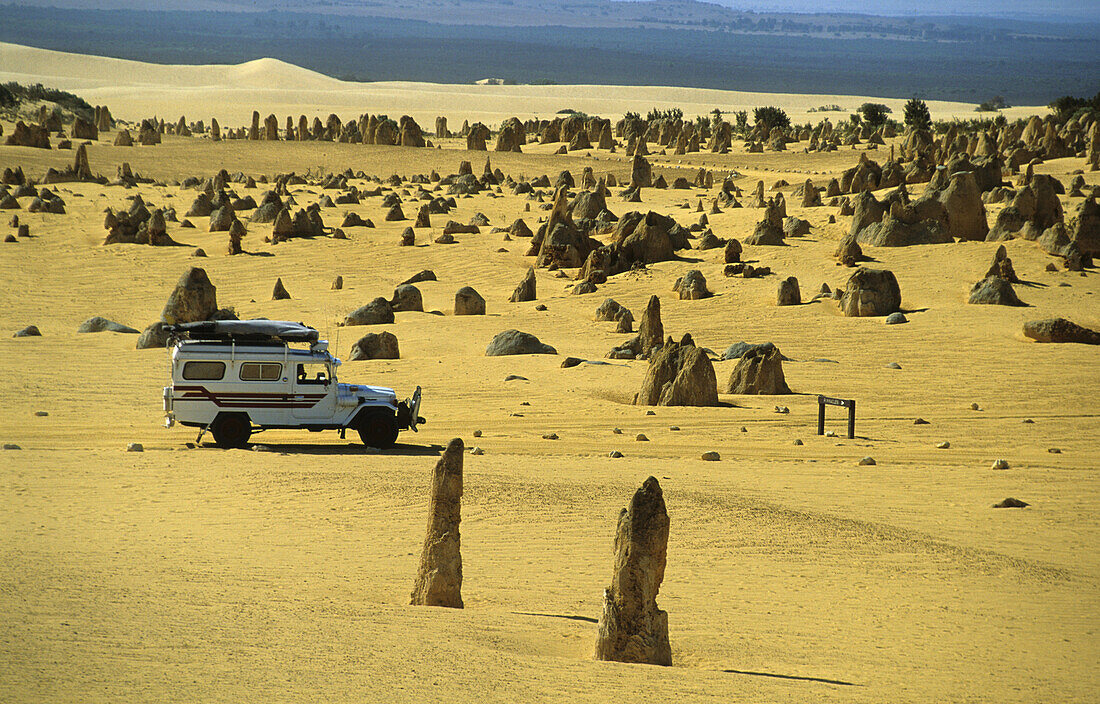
355,407,398,449
211,412,252,448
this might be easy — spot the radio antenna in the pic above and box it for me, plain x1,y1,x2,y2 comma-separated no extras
332,302,340,361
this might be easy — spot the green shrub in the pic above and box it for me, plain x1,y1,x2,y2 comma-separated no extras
903,98,932,131
859,102,891,127
0,82,94,121
753,106,789,131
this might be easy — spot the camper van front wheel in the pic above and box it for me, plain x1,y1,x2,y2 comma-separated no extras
356,408,398,449
211,413,252,448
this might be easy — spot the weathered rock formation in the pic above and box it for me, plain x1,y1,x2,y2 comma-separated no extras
410,438,464,608
723,343,791,394
1023,318,1100,344
466,123,491,151
935,171,988,241
968,276,1025,306
987,174,1063,242
839,267,901,317
344,298,395,326
390,284,424,312
5,121,50,149
272,277,290,300
607,294,665,359
594,476,672,666
485,330,557,356
777,276,800,305
577,211,690,282
454,287,486,315
673,270,711,300
349,331,400,360
509,267,537,302
635,335,718,406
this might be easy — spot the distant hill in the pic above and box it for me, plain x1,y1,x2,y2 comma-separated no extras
10,0,1100,36
703,0,1099,23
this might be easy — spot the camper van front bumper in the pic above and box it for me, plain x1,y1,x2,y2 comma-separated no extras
163,386,175,427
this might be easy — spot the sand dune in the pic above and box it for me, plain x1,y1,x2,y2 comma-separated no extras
0,41,1048,127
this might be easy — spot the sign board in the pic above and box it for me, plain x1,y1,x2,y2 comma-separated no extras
817,395,856,438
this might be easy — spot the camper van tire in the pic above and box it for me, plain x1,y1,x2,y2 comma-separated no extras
356,407,399,449
211,413,253,448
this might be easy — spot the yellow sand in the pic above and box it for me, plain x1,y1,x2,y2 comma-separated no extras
0,46,1097,704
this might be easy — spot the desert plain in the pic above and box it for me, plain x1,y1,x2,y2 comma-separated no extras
1,43,1099,704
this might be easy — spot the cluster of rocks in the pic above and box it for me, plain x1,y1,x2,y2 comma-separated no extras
342,277,490,328
103,194,180,246
40,144,104,185
608,295,665,360
206,111,433,146
987,169,1097,268
969,246,1026,306
0,179,66,215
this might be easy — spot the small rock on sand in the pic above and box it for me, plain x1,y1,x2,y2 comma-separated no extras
636,434,649,441
127,442,143,452
858,456,876,466
992,497,1029,508
701,451,720,461
936,441,950,449
991,459,1010,469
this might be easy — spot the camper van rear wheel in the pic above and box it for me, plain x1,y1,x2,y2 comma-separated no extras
211,413,252,448
356,408,398,449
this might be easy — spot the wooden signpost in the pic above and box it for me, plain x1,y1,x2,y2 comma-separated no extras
818,395,856,439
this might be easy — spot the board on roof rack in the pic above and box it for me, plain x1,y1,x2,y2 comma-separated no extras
167,320,320,343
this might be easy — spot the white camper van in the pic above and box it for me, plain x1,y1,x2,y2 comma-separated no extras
162,320,423,448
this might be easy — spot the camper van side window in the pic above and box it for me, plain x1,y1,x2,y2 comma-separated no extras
182,361,226,380
240,362,283,381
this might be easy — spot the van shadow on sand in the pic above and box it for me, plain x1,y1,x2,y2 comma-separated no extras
200,441,445,456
